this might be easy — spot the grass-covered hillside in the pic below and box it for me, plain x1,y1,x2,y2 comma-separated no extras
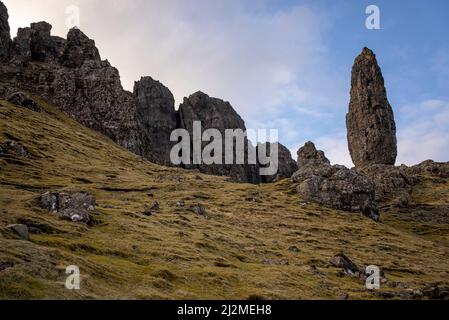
0,96,448,300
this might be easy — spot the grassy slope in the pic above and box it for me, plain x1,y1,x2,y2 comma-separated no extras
0,98,448,300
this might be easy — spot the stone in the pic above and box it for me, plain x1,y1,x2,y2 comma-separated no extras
7,224,29,240
143,201,160,216
407,160,449,179
258,142,297,182
346,47,397,168
40,191,95,223
178,91,261,183
0,0,11,62
60,28,100,68
190,204,207,216
0,261,14,271
11,22,62,63
292,142,379,221
134,76,177,166
357,164,413,203
6,91,40,112
0,140,29,157
330,254,359,276
297,141,330,167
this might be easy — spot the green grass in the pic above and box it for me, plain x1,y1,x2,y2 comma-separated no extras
1,97,448,300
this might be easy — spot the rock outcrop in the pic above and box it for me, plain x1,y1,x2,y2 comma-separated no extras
291,142,379,221
0,1,10,62
347,47,397,168
134,76,177,166
60,27,100,68
40,192,96,223
258,142,297,182
297,141,330,167
0,1,273,183
178,91,261,183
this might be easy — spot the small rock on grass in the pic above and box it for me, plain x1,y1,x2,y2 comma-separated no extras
7,224,29,240
190,204,207,216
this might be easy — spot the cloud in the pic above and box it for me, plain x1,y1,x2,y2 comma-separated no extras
397,99,449,165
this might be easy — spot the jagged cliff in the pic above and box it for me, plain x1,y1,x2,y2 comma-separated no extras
0,2,295,183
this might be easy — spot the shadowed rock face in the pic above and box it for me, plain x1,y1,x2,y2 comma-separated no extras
0,1,293,184
178,91,261,183
0,1,10,61
347,47,397,168
258,142,297,182
134,76,177,166
0,21,141,154
60,28,100,68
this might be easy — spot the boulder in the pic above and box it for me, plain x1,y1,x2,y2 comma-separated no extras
346,47,397,168
292,142,379,221
7,224,29,240
134,76,177,166
40,191,96,223
6,91,40,112
330,254,359,276
0,140,29,157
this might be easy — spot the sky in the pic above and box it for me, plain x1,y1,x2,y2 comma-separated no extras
3,0,449,167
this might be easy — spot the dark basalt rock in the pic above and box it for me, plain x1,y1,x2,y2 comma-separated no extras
0,1,11,62
297,141,330,167
60,28,100,68
347,47,397,168
292,142,379,221
178,91,261,183
6,91,41,112
134,76,177,166
40,191,96,223
258,142,297,182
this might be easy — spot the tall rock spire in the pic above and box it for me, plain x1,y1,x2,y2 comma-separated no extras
346,47,397,168
0,0,11,61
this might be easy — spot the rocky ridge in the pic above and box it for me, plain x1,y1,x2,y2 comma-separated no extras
0,2,294,184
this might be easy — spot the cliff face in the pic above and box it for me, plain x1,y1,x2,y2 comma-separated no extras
178,91,262,183
0,2,295,183
134,76,177,166
346,47,397,168
0,1,10,62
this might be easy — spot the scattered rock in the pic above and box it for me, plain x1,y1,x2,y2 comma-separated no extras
6,91,40,112
0,140,29,157
330,254,359,276
7,224,29,240
143,201,160,216
292,142,379,221
346,47,397,168
40,191,95,223
176,200,185,208
0,261,14,271
288,246,300,253
423,284,449,300
190,204,207,216
407,160,449,179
